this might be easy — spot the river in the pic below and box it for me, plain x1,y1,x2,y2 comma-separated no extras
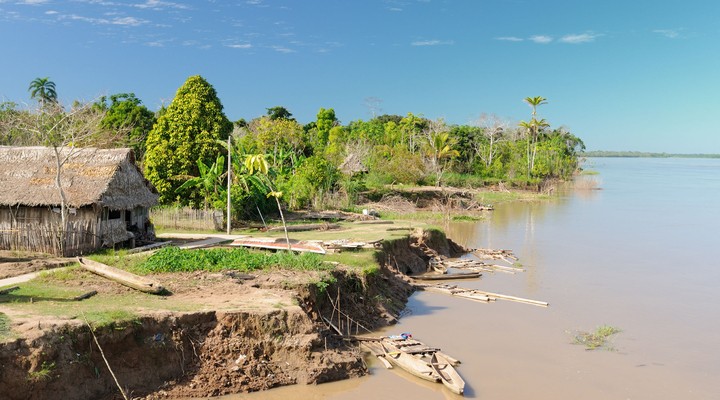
232,157,720,399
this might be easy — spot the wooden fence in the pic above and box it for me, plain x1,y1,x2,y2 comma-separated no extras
0,220,99,256
149,207,224,231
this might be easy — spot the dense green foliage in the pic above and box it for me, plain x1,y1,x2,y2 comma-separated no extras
0,76,586,225
94,93,156,159
139,246,328,273
144,75,233,205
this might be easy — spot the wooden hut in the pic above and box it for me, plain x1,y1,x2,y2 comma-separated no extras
0,146,158,256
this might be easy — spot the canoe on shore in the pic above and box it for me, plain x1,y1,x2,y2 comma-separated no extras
381,342,440,382
229,238,326,254
431,352,466,395
77,257,165,294
411,271,481,281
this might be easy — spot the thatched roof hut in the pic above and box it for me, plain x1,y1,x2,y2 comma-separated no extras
0,146,157,209
0,146,158,255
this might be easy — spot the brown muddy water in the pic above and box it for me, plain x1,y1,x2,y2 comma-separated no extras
227,158,720,399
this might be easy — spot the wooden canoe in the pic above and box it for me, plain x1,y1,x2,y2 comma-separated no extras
431,352,465,395
360,341,393,369
229,238,326,254
381,341,440,383
411,271,481,281
78,257,165,294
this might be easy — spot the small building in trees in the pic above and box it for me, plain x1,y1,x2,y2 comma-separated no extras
0,146,158,256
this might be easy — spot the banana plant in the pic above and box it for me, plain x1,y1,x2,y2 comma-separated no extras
177,155,226,210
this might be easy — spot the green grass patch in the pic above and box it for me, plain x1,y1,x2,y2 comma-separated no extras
580,169,600,175
451,215,483,222
82,310,140,329
324,249,379,269
87,249,153,275
0,313,11,339
573,325,621,350
28,361,55,382
137,246,331,274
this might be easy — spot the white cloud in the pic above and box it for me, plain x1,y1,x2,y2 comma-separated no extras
226,43,252,49
111,16,145,26
496,36,523,42
653,29,679,38
560,33,600,44
272,45,295,53
529,35,552,44
133,0,188,10
388,7,402,11
411,39,453,46
45,10,58,15
17,0,48,5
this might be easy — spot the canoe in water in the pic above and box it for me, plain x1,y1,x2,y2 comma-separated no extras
431,352,466,395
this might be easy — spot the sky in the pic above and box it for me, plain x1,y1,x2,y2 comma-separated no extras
1,0,719,153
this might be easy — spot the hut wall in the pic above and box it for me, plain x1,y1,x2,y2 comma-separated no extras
0,205,100,256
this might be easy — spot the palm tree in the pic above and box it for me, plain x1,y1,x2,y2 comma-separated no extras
524,96,547,117
28,77,58,107
521,97,548,178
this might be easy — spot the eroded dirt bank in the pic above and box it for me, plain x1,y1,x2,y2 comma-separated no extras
0,229,463,399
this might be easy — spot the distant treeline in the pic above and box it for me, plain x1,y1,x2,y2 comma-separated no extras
582,151,720,159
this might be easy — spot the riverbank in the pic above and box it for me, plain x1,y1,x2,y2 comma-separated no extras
0,227,467,399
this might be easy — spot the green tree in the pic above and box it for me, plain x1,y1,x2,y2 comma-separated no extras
95,93,156,160
28,77,57,107
144,75,232,205
423,119,460,186
520,96,549,177
312,107,338,153
266,106,294,121
176,155,226,210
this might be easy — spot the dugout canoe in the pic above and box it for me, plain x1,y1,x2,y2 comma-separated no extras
431,352,466,395
380,341,440,383
77,257,165,294
229,238,326,254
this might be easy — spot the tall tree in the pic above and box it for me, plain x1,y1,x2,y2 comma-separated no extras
95,93,156,160
521,96,549,177
144,75,232,205
28,77,58,107
423,119,459,186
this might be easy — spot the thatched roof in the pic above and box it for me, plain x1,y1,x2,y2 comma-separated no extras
339,152,368,175
0,146,158,210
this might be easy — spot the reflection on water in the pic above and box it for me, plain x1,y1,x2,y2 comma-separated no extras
221,158,720,399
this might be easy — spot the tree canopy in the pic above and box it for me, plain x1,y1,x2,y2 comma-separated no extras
144,75,232,205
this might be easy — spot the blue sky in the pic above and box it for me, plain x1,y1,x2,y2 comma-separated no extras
1,0,719,153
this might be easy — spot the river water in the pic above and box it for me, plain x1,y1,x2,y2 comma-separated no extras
232,157,720,399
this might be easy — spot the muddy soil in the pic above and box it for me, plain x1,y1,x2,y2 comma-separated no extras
0,229,461,399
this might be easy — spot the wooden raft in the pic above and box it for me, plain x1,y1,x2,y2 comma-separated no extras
415,283,548,307
77,257,165,294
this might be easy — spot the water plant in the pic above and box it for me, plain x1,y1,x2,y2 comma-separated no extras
573,325,621,350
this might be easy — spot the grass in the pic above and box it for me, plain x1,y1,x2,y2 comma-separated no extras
28,361,55,382
573,325,621,350
0,312,10,339
82,310,140,329
136,246,331,274
87,249,153,275
0,277,198,322
580,169,600,175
